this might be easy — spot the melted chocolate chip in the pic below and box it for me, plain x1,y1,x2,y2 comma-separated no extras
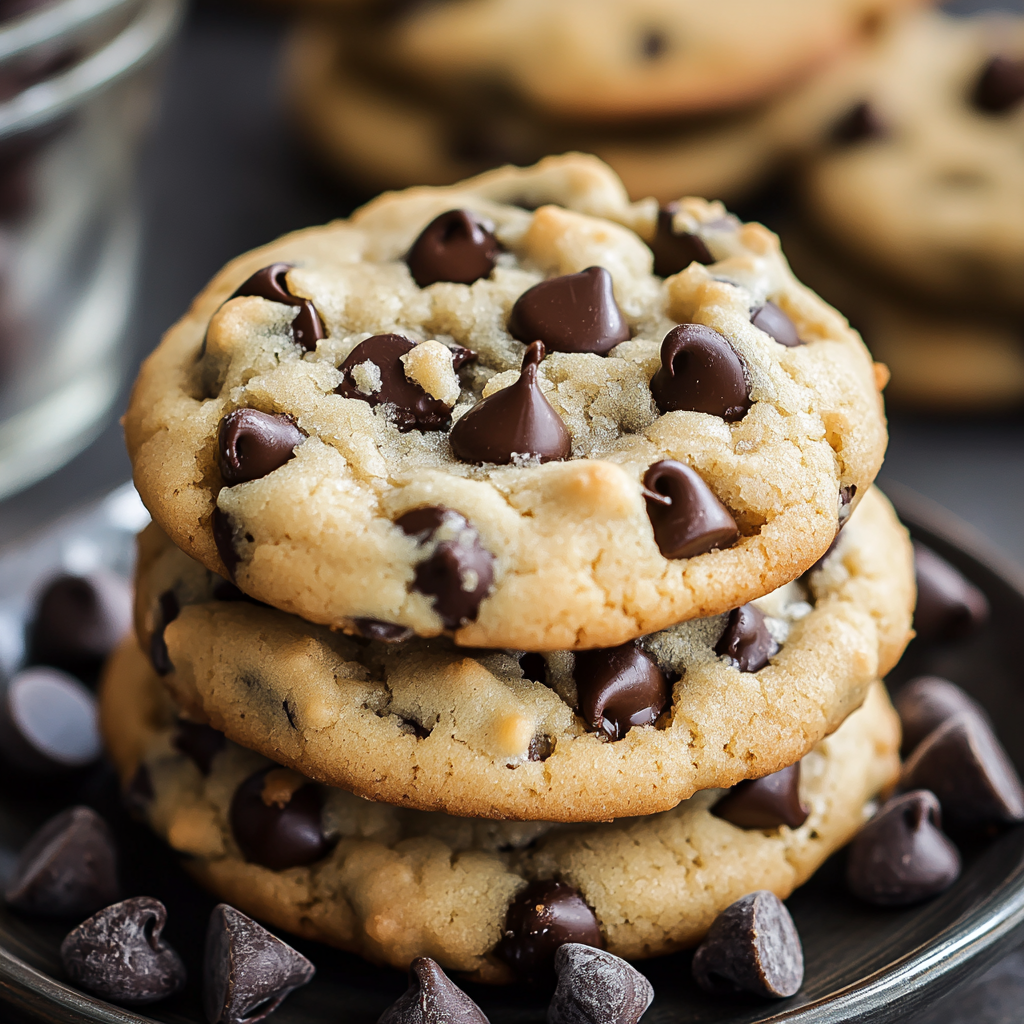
913,542,989,643
336,334,452,432
450,341,570,464
61,897,186,1005
750,302,802,348
173,720,225,775
519,652,547,684
496,880,603,984
831,101,887,144
204,904,315,1024
448,344,478,370
232,263,325,352
396,507,494,629
642,461,739,559
550,944,654,1024
713,763,808,829
894,676,988,758
4,806,119,917
972,55,1024,114
508,267,630,355
691,891,803,999
715,604,778,673
352,619,414,643
212,508,240,581
573,643,668,741
218,410,304,486
846,791,961,907
229,768,332,871
649,205,714,277
406,209,500,288
378,956,488,1024
291,303,324,351
150,590,179,676
649,324,749,420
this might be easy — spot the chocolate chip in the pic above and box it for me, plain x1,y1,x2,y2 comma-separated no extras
27,572,132,678
528,734,554,762
691,891,803,999
846,791,961,906
549,944,653,1024
352,618,414,643
61,897,186,1005
894,676,988,758
204,903,315,1024
124,764,153,820
406,209,500,288
508,267,630,355
396,507,494,630
642,460,739,559
218,409,305,486
972,55,1024,114
0,667,101,774
913,542,989,643
448,344,478,370
496,880,603,985
450,341,570,464
336,334,452,432
173,719,225,775
212,508,241,581
715,604,778,673
838,484,857,523
573,643,669,741
150,589,179,676
232,263,324,352
230,767,332,871
831,101,887,144
713,763,808,830
750,302,802,348
649,324,749,420
4,806,119,917
900,713,1024,829
378,956,488,1024
519,652,547,684
291,302,324,351
649,205,714,277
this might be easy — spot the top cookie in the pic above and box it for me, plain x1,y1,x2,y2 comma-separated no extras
125,155,887,651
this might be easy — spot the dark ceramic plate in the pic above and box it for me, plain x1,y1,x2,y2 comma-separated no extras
0,483,1023,1024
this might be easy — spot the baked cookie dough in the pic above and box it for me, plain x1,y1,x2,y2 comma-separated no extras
125,155,887,651
100,639,900,983
133,486,912,822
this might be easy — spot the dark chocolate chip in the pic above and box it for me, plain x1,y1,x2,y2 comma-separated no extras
831,101,887,144
204,903,315,1024
396,507,494,630
913,542,989,643
750,302,802,348
212,508,240,581
218,410,305,486
336,334,452,432
713,763,808,830
573,643,669,741
448,344,478,370
231,263,325,352
715,604,779,673
649,324,750,420
642,460,739,559
894,676,988,758
508,266,630,355
150,589,179,677
550,943,654,1024
900,712,1024,829
691,891,803,999
450,341,570,464
519,652,547,684
378,956,489,1024
972,55,1024,114
846,790,961,906
353,619,414,643
838,484,857,524
291,301,324,352
496,880,603,985
124,764,153,820
0,667,101,774
4,806,119,917
61,897,186,1005
649,205,714,278
528,734,555,762
230,767,332,871
406,209,500,288
173,719,225,775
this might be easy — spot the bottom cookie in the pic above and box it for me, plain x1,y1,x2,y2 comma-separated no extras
101,638,900,983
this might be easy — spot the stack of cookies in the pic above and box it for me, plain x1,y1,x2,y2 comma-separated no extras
103,154,917,987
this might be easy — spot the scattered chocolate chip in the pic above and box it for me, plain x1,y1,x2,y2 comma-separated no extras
508,267,630,355
230,767,332,871
894,676,988,758
846,791,961,906
713,763,808,830
218,410,304,486
496,880,603,985
519,652,547,684
972,55,1024,114
379,956,488,1024
61,897,186,1005
649,205,714,277
336,334,452,432
4,806,118,917
649,324,749,420
550,944,653,1024
173,720,225,775
715,604,779,673
212,508,240,581
204,903,315,1024
150,589,179,676
573,643,669,741
0,667,101,774
527,734,554,762
831,101,887,144
900,713,1024,829
642,460,739,559
750,302,802,348
450,341,570,464
406,209,500,288
352,618,414,643
913,542,989,643
232,263,324,352
124,764,153,820
396,507,494,630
